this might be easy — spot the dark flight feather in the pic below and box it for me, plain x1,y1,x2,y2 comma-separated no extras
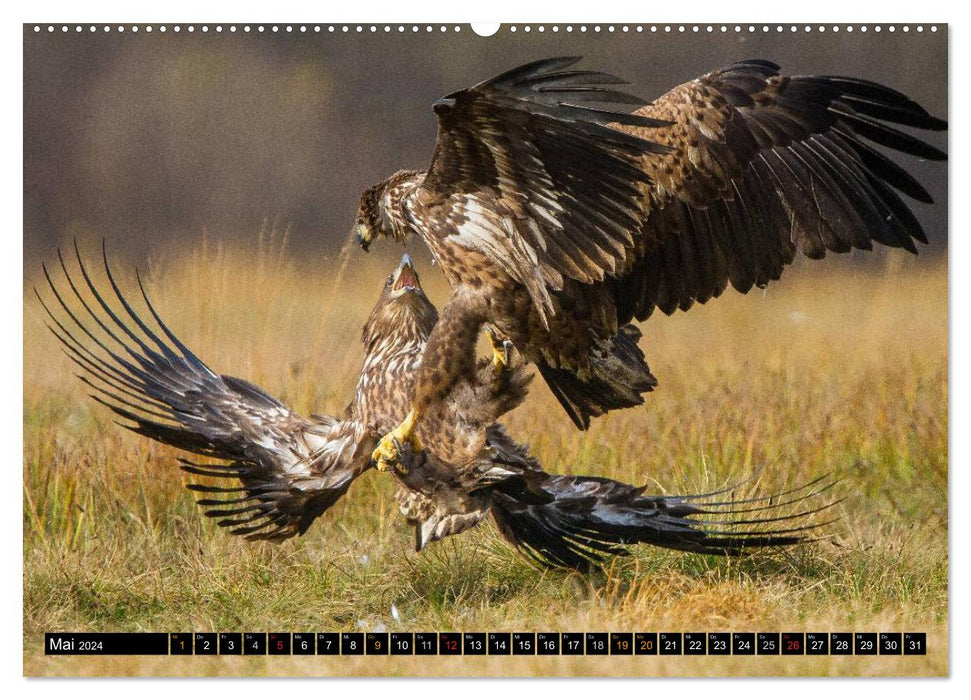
613,60,946,322
490,474,839,570
423,56,672,313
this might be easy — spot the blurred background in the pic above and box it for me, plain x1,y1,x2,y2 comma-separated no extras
23,24,947,266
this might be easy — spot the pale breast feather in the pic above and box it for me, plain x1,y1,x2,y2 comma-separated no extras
439,195,560,321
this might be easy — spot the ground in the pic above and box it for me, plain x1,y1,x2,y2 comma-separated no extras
22,233,948,676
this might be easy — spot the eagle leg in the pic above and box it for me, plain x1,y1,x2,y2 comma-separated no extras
372,408,423,473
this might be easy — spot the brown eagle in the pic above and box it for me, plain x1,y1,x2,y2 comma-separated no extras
39,246,834,568
353,57,947,472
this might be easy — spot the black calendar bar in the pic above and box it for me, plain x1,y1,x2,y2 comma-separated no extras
390,632,414,655
635,632,657,655
41,631,929,656
269,633,291,655
708,633,730,655
537,632,559,655
415,632,439,655
683,633,705,655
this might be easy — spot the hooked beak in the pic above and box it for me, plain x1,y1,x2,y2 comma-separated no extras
355,223,372,252
392,253,421,292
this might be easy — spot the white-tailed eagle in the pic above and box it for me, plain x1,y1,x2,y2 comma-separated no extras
352,57,947,472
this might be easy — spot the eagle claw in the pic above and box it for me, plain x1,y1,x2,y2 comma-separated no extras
388,436,412,475
372,412,422,474
487,327,514,374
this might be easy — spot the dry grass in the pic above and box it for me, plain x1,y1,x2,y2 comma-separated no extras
22,233,948,676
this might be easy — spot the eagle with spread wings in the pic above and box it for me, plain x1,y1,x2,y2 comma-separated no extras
38,246,833,568
353,57,947,472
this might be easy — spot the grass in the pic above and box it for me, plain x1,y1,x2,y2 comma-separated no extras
22,232,948,676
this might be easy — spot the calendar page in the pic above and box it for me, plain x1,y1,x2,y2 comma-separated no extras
23,20,947,677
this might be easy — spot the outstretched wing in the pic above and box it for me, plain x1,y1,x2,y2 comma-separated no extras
491,473,841,570
612,59,947,321
37,243,372,541
421,56,671,318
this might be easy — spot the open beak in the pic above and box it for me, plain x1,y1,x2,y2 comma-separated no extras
355,224,372,252
392,254,421,292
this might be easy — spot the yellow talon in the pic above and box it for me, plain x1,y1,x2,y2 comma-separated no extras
372,409,422,473
487,327,513,374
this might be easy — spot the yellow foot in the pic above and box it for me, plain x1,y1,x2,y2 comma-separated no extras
487,326,514,374
371,410,423,473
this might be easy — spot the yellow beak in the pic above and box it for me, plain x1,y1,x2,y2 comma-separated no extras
355,224,373,252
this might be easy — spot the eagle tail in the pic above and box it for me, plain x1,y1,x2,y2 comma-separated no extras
537,324,657,430
490,474,839,571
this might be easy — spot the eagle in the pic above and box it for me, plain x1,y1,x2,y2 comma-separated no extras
352,57,947,472
37,245,833,568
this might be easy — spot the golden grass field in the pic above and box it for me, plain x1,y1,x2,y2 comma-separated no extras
22,232,948,677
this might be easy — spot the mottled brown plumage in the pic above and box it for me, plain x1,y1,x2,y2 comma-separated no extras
348,260,839,566
355,57,946,469
38,246,551,549
349,257,546,547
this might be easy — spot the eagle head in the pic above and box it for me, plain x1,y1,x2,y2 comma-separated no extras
362,254,439,349
354,170,423,252
386,253,423,298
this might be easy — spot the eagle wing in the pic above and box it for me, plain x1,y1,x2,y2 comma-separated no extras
612,59,947,321
421,56,670,318
37,243,372,542
421,58,944,324
490,473,840,570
